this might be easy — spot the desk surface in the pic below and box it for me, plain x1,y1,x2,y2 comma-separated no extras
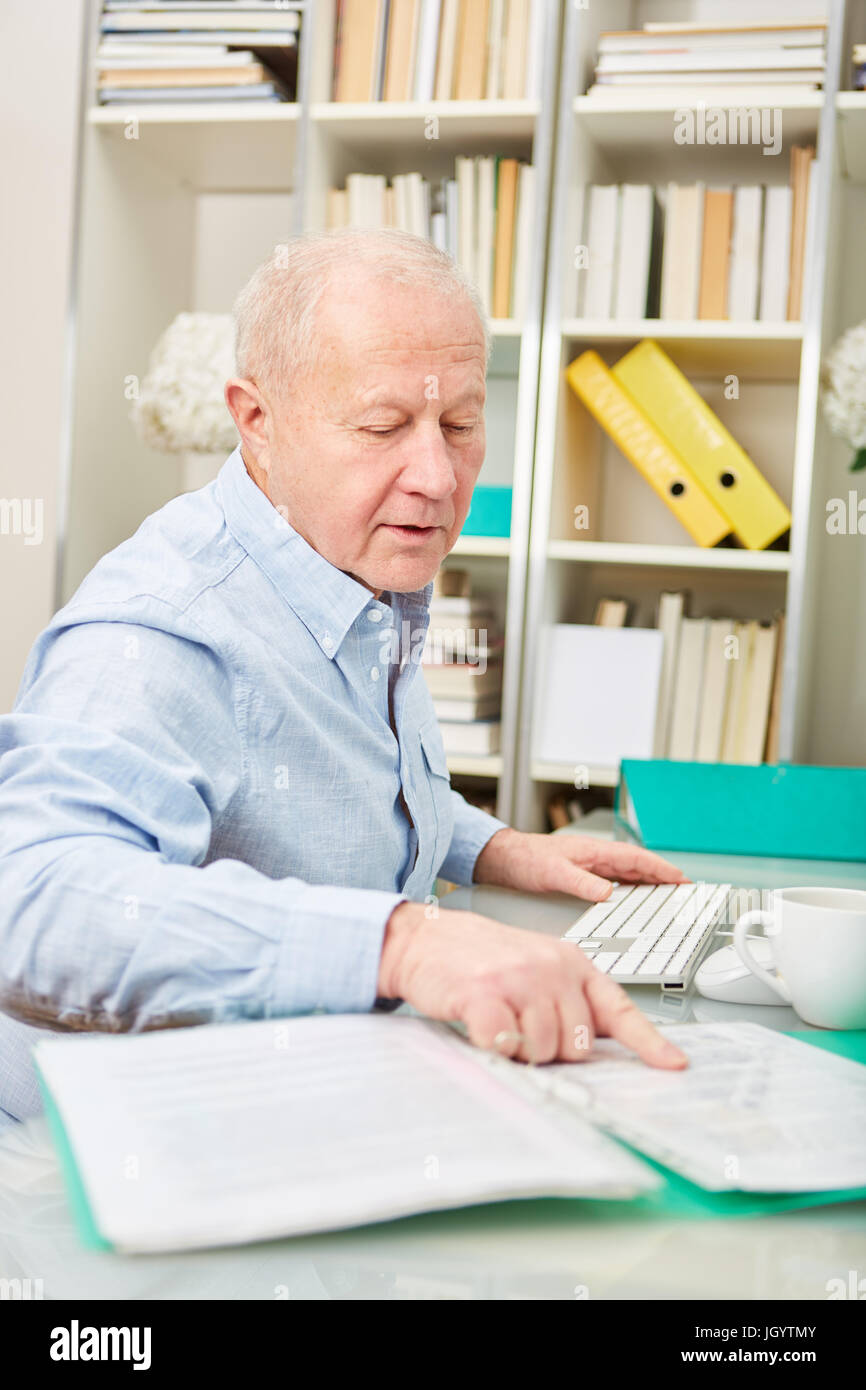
2,841,865,1301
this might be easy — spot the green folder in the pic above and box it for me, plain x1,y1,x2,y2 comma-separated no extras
615,759,866,861
36,1029,866,1252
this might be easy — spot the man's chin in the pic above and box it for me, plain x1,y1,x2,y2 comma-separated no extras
362,533,450,594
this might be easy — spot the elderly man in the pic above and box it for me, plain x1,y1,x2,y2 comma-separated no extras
0,228,688,1126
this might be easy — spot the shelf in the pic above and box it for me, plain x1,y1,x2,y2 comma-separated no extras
88,104,299,192
561,319,804,379
446,755,503,778
531,761,619,788
546,541,791,572
451,536,511,557
573,91,823,160
311,100,538,150
836,92,866,182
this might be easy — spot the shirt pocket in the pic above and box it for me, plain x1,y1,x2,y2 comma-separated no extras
418,716,454,874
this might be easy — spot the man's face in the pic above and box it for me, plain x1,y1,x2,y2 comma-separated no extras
252,270,487,594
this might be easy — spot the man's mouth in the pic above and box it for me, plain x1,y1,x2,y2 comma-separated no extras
383,524,441,541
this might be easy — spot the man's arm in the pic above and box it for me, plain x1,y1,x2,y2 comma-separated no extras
436,787,509,886
0,610,404,1034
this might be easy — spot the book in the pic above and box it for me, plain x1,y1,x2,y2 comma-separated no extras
698,187,733,320
492,158,519,319
414,0,442,102
476,156,496,313
334,0,382,101
667,617,709,760
660,183,705,320
484,0,505,100
501,0,530,99
764,610,786,763
422,660,502,698
695,617,736,762
787,144,815,320
532,625,664,767
579,185,620,319
727,185,763,322
432,694,501,721
34,1014,866,1252
652,590,687,758
759,185,793,321
438,718,501,755
454,0,489,100
740,620,779,764
434,0,460,98
566,351,732,548
593,597,630,627
383,0,419,102
720,619,755,762
510,162,536,322
98,66,268,87
611,339,792,551
613,185,660,320
596,47,826,74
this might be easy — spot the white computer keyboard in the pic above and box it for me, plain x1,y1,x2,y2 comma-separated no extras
562,881,733,990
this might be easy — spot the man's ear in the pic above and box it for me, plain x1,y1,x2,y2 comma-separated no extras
225,378,271,471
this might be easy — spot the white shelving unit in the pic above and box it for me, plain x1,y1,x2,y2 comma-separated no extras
53,0,866,838
514,0,851,831
60,0,564,825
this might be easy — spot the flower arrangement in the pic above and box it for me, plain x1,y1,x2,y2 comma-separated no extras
820,321,866,472
130,312,238,454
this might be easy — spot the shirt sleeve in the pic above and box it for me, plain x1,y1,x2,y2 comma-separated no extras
437,788,509,887
0,604,405,1036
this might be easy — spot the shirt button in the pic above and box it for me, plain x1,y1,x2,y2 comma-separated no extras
370,666,380,680
368,607,383,622
322,633,334,652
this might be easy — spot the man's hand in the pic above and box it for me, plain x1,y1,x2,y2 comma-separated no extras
378,901,688,1070
473,826,690,902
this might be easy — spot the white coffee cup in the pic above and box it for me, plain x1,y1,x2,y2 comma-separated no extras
734,886,866,1030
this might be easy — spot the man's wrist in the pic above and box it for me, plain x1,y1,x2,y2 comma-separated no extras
377,899,425,999
472,825,522,885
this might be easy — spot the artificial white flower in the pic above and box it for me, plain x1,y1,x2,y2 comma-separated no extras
130,312,239,454
820,321,866,471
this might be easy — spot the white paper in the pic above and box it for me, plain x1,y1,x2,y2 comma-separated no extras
34,1015,656,1253
525,1022,866,1192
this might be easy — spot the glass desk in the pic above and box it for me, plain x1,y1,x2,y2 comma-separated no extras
1,839,865,1301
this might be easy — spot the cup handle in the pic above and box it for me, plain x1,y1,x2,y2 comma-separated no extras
733,909,792,1003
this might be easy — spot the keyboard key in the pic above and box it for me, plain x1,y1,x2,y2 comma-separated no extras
589,952,620,974
637,950,674,975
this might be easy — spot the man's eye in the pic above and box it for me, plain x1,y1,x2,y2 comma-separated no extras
365,427,397,436
446,424,473,434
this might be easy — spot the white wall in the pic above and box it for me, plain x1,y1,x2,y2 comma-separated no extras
0,0,87,710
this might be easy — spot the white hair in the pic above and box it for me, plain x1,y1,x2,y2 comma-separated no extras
232,226,492,399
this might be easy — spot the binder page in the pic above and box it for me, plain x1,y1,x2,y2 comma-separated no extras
34,1014,656,1253
525,1022,866,1192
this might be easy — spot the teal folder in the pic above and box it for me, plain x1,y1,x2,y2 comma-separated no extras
37,1029,866,1251
615,759,866,861
461,485,512,538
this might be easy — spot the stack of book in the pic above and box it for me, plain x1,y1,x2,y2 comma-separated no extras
96,2,300,104
333,0,543,102
595,592,786,765
577,146,815,323
566,338,792,551
327,156,536,319
422,571,503,757
586,20,827,99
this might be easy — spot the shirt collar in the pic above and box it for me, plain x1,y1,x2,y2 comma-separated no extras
216,445,433,658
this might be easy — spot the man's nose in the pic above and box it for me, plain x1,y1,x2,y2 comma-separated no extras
398,423,458,499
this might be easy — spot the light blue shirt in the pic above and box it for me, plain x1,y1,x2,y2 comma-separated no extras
0,445,507,1124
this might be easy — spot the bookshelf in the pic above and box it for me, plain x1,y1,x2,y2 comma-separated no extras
59,0,563,826
514,0,850,830
49,0,866,839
